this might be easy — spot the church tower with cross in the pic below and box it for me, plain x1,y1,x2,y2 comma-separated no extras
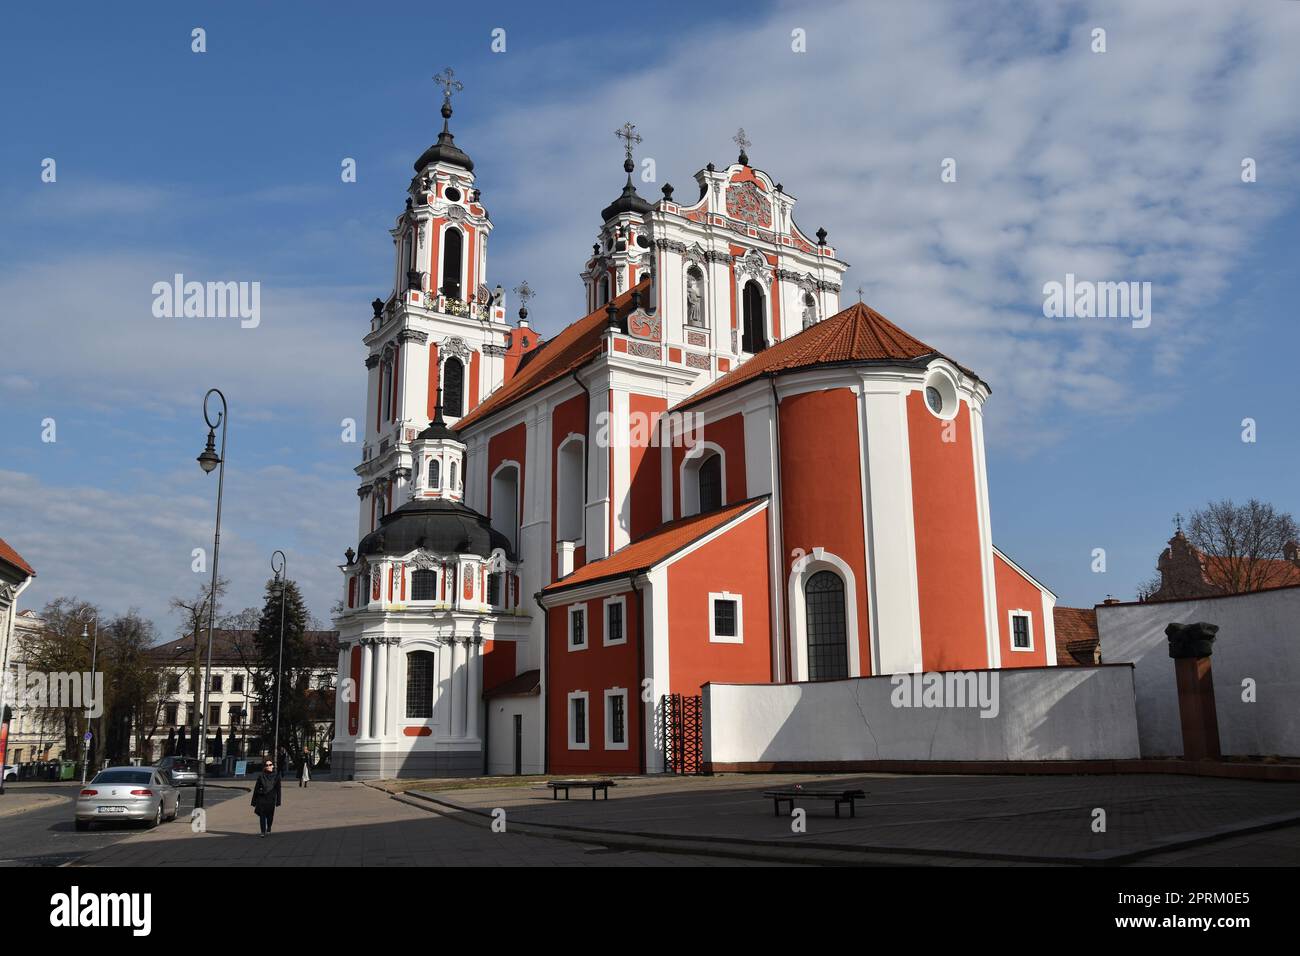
334,93,1078,782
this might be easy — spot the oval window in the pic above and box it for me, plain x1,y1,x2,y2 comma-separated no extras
445,186,462,203
926,386,943,414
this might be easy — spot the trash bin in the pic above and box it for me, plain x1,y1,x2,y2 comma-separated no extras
59,760,77,781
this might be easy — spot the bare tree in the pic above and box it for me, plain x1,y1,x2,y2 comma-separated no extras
1186,498,1300,595
18,597,100,758
168,578,228,743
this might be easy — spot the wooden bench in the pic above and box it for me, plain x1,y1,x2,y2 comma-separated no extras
547,779,616,800
762,788,866,818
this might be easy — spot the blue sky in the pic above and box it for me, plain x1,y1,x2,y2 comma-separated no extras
2,0,1298,637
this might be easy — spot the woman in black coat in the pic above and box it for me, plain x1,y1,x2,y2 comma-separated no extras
251,759,282,836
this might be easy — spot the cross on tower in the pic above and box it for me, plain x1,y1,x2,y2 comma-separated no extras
1174,512,1184,534
513,281,535,321
733,127,754,157
433,67,463,108
856,285,864,303
615,122,642,164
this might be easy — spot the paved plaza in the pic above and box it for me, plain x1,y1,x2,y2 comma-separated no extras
58,771,1300,867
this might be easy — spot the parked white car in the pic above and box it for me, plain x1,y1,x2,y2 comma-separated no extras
75,766,180,831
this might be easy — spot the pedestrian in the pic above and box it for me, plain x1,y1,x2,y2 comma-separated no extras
298,748,311,788
278,747,289,780
251,758,281,837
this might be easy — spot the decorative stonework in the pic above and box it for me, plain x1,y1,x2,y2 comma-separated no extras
397,329,429,345
686,330,708,347
737,249,772,282
685,352,710,370
365,354,380,369
440,336,472,363
481,343,507,357
627,341,662,360
704,250,733,264
655,238,688,254
726,181,772,228
628,311,661,341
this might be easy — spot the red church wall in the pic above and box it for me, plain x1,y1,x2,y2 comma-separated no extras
347,645,361,737
907,393,988,671
666,507,772,695
777,388,872,676
629,394,666,540
547,590,641,775
669,412,747,519
487,423,527,538
468,350,481,412
993,552,1050,667
482,639,517,693
551,394,588,580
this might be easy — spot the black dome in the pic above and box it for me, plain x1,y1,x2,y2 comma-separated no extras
601,181,652,221
358,498,512,560
415,102,474,172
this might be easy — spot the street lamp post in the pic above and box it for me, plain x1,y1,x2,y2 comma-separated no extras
271,550,287,775
194,387,227,811
78,607,98,787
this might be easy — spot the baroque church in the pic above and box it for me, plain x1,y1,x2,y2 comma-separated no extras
331,74,1066,779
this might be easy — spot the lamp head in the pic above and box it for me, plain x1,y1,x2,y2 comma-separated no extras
197,428,220,473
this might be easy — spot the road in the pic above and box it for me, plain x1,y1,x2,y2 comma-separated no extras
0,781,246,867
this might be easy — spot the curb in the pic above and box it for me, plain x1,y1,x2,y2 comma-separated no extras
0,793,67,819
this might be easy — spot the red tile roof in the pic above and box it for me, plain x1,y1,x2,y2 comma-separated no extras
675,301,971,412
542,498,767,594
1203,557,1300,591
483,668,541,699
0,536,34,577
1053,606,1100,665
455,279,651,432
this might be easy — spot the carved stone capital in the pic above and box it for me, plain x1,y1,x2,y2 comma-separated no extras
364,354,380,369
397,329,429,345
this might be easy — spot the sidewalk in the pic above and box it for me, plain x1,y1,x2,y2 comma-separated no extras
400,772,1300,866
72,780,767,867
0,792,67,819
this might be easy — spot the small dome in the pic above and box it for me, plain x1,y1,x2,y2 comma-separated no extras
358,498,512,561
415,101,474,173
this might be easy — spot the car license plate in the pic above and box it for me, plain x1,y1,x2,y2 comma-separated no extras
97,806,126,813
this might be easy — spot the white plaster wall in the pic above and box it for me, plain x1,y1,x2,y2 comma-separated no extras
485,697,543,775
703,666,1140,764
1096,587,1300,758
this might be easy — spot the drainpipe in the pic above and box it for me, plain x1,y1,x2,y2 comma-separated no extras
768,375,789,682
533,590,550,775
630,575,647,774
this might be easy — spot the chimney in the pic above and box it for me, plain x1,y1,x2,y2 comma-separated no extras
1165,622,1221,761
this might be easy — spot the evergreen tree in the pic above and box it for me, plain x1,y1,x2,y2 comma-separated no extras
253,576,309,759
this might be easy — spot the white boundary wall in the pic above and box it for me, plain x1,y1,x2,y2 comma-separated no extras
1096,586,1300,758
703,665,1140,764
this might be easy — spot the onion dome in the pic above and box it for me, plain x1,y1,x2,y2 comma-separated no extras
415,74,474,172
358,498,513,561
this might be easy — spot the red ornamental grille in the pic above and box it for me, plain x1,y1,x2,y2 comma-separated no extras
661,693,703,775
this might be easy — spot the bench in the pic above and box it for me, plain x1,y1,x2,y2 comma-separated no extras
762,788,866,818
547,779,616,800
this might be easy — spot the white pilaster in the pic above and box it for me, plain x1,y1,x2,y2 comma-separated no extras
358,641,373,739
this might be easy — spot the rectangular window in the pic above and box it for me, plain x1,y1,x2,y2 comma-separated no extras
709,592,743,643
569,605,586,650
1009,612,1033,651
487,572,502,607
412,569,437,601
208,704,222,725
232,674,244,693
167,674,180,694
164,704,178,725
211,674,223,693
604,596,625,646
568,693,589,749
605,689,628,750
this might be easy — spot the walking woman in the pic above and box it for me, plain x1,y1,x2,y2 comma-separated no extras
298,748,311,788
251,758,281,836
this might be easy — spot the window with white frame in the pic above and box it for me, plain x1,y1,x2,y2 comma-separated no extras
430,458,441,490
709,592,743,643
603,595,626,646
568,691,589,749
568,604,587,650
604,688,628,750
556,436,585,544
1009,610,1034,651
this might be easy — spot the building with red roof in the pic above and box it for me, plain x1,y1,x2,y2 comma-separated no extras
331,102,1065,779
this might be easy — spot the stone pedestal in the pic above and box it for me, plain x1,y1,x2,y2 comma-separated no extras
1165,622,1221,761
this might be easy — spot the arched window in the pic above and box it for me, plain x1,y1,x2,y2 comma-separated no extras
449,460,458,492
491,463,520,555
374,494,387,523
741,280,767,353
380,358,394,423
802,292,818,329
556,437,584,543
429,458,441,491
411,569,437,601
805,571,848,681
598,275,610,307
405,650,434,718
441,228,463,299
442,357,464,417
697,453,722,513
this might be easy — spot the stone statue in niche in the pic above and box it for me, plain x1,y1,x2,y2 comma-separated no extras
686,268,704,327
802,293,818,329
